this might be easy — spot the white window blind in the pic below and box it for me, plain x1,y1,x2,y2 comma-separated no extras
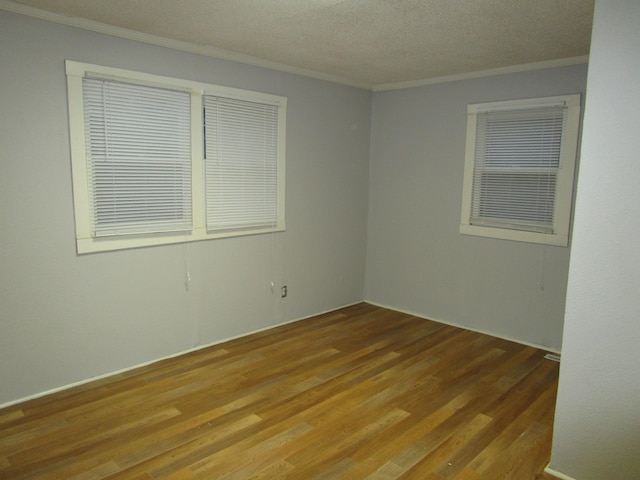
460,94,580,246
204,95,279,232
470,106,566,234
83,77,192,237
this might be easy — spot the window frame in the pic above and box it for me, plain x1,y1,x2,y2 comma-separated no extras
459,94,581,247
66,60,286,254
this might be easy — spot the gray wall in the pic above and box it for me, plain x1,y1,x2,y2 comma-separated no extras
550,0,640,478
0,11,371,405
365,65,588,351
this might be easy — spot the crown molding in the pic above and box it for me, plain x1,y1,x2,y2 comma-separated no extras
1,0,588,93
0,0,373,90
373,55,590,92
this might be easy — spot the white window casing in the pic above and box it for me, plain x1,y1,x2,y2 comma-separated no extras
66,61,286,254
460,95,581,246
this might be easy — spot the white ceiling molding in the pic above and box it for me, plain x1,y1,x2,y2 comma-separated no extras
0,0,593,92
0,0,372,90
373,55,590,92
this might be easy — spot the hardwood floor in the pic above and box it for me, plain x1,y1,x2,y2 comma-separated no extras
0,303,560,479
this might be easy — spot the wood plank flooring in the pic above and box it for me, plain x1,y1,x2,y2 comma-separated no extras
0,303,560,479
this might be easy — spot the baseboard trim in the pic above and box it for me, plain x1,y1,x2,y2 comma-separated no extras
544,465,578,480
1,299,560,409
0,300,363,410
364,300,561,354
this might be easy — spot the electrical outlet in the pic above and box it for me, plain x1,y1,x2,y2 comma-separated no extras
281,285,288,298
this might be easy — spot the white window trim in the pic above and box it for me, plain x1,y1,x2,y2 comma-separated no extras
459,94,581,247
66,60,286,254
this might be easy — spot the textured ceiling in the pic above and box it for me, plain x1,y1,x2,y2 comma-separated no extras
4,0,595,90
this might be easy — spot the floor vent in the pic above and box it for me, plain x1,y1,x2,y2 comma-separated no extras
544,353,561,362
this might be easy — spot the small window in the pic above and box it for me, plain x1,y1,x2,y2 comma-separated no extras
203,96,279,233
66,61,286,254
82,78,192,237
460,95,580,246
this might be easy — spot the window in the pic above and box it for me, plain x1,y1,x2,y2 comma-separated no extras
460,95,580,246
203,96,279,233
82,78,192,237
66,61,286,253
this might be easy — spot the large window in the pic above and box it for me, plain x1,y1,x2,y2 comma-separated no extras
66,61,286,254
460,95,580,246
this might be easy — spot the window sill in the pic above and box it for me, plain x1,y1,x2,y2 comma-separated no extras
459,224,569,247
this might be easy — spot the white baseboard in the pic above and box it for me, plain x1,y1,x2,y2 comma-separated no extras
364,300,561,354
544,465,578,480
1,299,559,410
0,300,363,410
